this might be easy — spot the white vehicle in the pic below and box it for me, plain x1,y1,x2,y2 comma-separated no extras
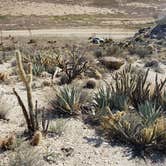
89,37,105,44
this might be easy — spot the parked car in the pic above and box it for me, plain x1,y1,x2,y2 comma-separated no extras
89,37,104,44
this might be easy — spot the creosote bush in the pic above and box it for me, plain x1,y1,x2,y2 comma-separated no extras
56,45,89,84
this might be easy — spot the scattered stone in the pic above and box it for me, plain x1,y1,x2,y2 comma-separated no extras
27,39,37,44
144,60,159,68
87,69,102,80
42,79,52,87
60,74,69,85
150,24,166,39
0,71,9,81
84,79,96,89
61,147,74,157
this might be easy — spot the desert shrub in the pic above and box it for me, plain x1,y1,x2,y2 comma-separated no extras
101,111,162,146
56,45,89,84
111,65,138,97
32,63,45,76
50,85,86,116
93,48,103,58
98,43,124,57
0,51,15,63
128,45,152,58
49,119,67,136
84,79,96,89
105,44,123,57
9,145,44,166
110,93,129,111
99,100,166,151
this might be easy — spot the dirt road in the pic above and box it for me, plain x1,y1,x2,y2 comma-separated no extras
1,28,136,39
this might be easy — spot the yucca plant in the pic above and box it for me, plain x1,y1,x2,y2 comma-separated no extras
50,86,83,116
93,85,112,117
138,101,161,127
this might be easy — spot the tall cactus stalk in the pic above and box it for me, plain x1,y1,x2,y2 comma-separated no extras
14,50,37,133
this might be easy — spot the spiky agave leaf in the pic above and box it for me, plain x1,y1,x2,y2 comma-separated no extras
51,85,82,116
138,101,161,127
93,85,112,117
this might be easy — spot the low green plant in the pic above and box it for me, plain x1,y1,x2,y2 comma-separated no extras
9,145,44,166
32,63,45,76
93,85,112,117
50,86,84,116
128,45,152,58
138,101,161,127
49,119,67,136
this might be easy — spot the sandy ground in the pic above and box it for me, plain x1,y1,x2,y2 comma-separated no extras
0,0,163,30
0,1,123,16
0,0,165,17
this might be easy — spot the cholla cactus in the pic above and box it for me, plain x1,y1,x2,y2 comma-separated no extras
13,50,49,134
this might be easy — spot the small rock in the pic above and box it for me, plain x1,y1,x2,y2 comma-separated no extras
61,147,74,157
144,60,159,68
84,79,96,89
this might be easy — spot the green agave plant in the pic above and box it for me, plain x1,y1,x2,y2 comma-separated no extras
138,101,161,127
51,85,82,116
93,86,112,117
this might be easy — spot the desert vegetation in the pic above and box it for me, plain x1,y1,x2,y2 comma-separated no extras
0,1,166,165
0,24,166,165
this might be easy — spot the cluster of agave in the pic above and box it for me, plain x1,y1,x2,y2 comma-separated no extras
23,51,59,76
23,52,165,151
93,65,166,150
